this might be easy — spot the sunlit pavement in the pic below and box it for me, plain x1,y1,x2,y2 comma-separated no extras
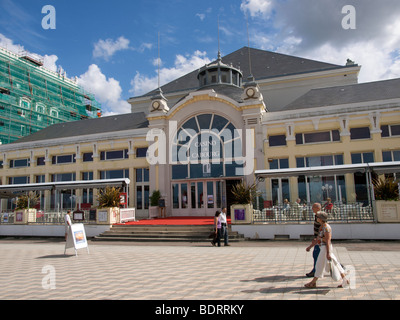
1,239,400,300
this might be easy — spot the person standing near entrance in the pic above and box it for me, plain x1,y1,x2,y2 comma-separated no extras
64,210,72,241
211,210,221,247
220,207,230,246
306,203,322,277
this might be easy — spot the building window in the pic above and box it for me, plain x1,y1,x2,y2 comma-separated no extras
35,175,45,183
81,172,94,205
268,135,287,147
171,113,243,179
10,158,30,168
8,176,30,184
269,158,289,170
100,149,128,161
51,173,76,182
50,108,58,118
351,152,374,164
136,168,149,210
382,150,400,162
297,154,343,168
296,130,340,145
350,127,370,140
100,169,129,180
135,147,148,158
36,103,46,113
381,124,400,138
52,154,76,164
136,168,149,183
20,98,30,109
36,157,45,166
82,152,93,162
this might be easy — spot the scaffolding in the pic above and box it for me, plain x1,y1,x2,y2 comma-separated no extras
0,46,102,144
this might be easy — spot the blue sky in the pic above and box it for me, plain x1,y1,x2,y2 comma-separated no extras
1,0,400,115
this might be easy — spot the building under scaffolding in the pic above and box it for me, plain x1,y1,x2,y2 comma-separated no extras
0,46,101,144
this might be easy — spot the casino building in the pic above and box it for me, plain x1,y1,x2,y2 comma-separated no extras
0,47,399,220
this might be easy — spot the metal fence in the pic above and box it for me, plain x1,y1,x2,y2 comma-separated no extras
0,210,97,225
253,202,374,224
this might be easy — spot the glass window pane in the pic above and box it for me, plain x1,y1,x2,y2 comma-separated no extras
143,168,149,182
136,147,148,158
279,158,289,169
382,151,392,162
304,131,331,144
351,153,362,164
391,125,400,136
207,181,214,208
197,114,213,130
172,184,179,209
181,183,188,208
136,168,142,182
296,157,305,168
335,155,344,165
144,186,149,209
197,182,203,208
136,186,142,210
362,152,374,163
381,125,390,137
332,130,340,141
350,127,370,140
393,151,400,161
269,135,286,147
191,183,196,209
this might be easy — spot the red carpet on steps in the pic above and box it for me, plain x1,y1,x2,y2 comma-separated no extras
116,216,231,226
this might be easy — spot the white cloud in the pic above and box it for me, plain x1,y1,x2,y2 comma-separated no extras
78,64,130,115
130,50,211,96
196,13,205,21
240,0,273,18
93,36,130,61
243,0,400,83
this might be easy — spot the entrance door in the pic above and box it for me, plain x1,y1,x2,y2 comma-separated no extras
171,180,225,216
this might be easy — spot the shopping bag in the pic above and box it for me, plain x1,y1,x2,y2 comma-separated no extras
329,259,342,281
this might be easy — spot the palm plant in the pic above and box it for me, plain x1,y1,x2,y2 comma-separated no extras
373,177,399,201
97,186,121,208
15,192,39,209
231,181,258,204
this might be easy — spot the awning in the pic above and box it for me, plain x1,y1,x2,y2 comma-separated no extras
0,178,130,198
255,161,400,179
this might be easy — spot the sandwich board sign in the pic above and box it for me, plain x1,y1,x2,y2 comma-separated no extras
64,223,89,256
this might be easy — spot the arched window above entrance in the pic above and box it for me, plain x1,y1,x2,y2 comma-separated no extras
172,113,243,179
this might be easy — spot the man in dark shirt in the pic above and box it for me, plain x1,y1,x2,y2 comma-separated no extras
306,203,322,277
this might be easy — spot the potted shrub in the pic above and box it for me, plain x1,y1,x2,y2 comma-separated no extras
373,177,400,222
96,186,121,224
14,192,39,224
149,190,161,218
230,181,258,224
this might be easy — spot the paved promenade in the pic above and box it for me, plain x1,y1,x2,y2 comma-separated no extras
1,239,400,302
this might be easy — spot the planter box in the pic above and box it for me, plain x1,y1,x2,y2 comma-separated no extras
375,201,400,223
230,204,253,224
96,207,120,225
149,206,159,218
14,209,37,224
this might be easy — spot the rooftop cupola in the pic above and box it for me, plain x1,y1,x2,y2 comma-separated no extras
197,51,243,89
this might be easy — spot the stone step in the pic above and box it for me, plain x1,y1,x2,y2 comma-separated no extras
93,224,246,242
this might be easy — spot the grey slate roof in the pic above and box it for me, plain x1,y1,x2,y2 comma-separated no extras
283,78,400,111
136,47,344,98
11,112,149,144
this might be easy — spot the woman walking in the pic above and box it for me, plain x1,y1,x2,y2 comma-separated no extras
305,212,350,288
211,210,221,247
